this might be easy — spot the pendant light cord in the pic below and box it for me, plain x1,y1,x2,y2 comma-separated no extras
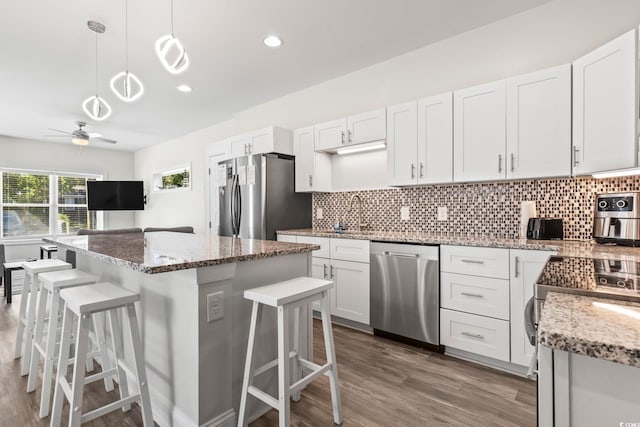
125,0,129,71
95,32,98,96
170,0,174,36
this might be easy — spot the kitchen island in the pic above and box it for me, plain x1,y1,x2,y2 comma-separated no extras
44,232,319,427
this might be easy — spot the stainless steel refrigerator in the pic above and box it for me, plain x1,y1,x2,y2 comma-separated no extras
218,153,311,240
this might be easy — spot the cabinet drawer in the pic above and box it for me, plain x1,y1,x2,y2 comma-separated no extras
329,238,370,263
440,245,509,279
440,273,509,320
276,234,297,243
297,236,330,258
440,309,510,361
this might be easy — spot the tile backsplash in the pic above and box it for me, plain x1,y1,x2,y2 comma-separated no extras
312,176,640,240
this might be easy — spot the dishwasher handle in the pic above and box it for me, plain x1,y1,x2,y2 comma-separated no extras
382,251,420,258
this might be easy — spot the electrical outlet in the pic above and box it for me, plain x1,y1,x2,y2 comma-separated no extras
317,208,323,220
437,206,448,221
400,206,410,221
207,291,224,323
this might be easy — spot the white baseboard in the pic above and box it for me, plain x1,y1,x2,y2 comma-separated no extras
200,409,235,427
445,347,530,378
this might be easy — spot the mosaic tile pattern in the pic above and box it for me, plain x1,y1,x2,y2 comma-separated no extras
312,176,640,240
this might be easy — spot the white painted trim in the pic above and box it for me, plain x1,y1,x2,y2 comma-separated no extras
200,409,236,427
445,347,530,377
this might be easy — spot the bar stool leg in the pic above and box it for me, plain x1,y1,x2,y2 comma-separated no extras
92,312,114,392
125,304,153,426
291,306,302,402
238,301,263,427
14,271,31,359
39,288,61,418
22,272,40,375
68,313,91,427
107,308,131,412
277,305,291,427
27,287,49,392
320,291,343,425
51,304,74,427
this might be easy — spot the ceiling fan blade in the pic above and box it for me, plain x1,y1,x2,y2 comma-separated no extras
90,136,117,144
47,128,72,135
42,134,68,138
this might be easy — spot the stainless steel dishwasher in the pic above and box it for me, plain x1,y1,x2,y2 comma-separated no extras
370,242,440,347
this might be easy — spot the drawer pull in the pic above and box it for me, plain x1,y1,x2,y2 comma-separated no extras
460,259,485,265
323,264,328,279
461,331,484,340
460,292,484,298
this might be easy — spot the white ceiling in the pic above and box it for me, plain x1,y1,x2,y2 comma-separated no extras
0,0,548,151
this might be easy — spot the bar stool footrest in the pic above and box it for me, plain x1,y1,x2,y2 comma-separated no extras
81,394,140,423
291,361,332,394
254,350,298,377
248,386,279,410
84,368,117,385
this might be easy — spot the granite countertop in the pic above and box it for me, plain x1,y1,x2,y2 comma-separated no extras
277,228,640,259
44,233,319,274
539,292,640,368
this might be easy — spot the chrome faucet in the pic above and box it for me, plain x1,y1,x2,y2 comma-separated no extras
348,194,368,231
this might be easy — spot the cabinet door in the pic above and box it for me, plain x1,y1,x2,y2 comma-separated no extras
453,80,506,182
418,92,453,184
506,65,571,179
228,135,251,158
330,259,370,324
311,257,331,312
347,108,386,145
509,249,554,366
386,101,418,186
314,118,347,151
329,238,370,263
248,128,274,155
276,234,297,243
294,127,315,192
573,28,638,175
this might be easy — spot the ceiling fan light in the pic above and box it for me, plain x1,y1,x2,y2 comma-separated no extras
155,34,189,74
110,71,144,102
82,95,112,121
72,136,90,146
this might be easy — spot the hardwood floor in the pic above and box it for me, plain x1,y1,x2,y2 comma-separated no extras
1,295,536,426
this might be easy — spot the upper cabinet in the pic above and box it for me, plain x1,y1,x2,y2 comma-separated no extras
228,126,293,158
293,126,331,192
314,108,386,152
454,80,507,182
572,28,639,175
387,94,453,186
506,64,571,179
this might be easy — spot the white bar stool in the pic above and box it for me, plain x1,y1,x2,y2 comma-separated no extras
238,277,343,427
51,282,153,427
14,259,72,376
26,269,101,418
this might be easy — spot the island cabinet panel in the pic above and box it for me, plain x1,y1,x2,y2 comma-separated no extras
330,258,370,325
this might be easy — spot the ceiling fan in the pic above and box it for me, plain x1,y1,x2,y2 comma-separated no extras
45,121,117,146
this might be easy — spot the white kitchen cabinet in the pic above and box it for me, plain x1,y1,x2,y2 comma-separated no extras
228,126,293,158
440,273,509,320
387,94,453,186
386,101,418,186
293,127,332,192
453,80,506,182
329,238,370,263
440,245,510,279
297,235,331,259
330,258,370,324
314,108,386,152
506,65,571,179
572,28,639,175
418,92,453,184
509,249,554,367
276,234,297,243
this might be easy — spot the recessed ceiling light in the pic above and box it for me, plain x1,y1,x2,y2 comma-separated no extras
177,84,192,93
263,35,282,48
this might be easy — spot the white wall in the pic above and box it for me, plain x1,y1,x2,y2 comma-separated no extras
134,0,640,229
0,135,135,259
134,120,236,234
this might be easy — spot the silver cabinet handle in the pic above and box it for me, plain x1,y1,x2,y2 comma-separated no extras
419,162,424,178
411,163,415,179
461,292,484,298
383,251,420,258
323,264,328,279
515,256,520,278
309,174,313,187
510,153,515,172
348,130,352,143
330,265,335,279
498,154,503,173
244,144,248,155
460,259,484,264
341,131,345,145
461,331,484,339
573,146,580,166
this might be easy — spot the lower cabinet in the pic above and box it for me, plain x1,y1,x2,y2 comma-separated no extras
440,308,510,361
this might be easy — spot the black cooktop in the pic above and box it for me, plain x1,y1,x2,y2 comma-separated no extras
535,256,640,302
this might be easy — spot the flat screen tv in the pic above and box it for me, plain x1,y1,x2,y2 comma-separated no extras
87,181,145,211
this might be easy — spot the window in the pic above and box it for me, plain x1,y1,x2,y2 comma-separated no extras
152,163,191,192
1,169,103,239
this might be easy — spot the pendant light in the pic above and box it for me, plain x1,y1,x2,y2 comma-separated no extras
110,0,144,102
82,21,112,121
155,0,189,74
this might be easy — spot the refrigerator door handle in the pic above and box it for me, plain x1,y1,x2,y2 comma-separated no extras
233,174,242,236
